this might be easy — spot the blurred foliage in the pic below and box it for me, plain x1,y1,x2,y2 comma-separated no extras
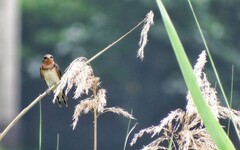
20,0,240,149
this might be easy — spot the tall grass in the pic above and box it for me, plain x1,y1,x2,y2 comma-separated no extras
1,1,239,149
56,133,59,150
227,65,234,136
39,101,42,150
187,0,240,141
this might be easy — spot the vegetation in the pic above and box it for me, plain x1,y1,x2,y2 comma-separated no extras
1,0,240,149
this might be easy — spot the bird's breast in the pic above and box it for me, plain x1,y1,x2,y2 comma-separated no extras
42,68,60,87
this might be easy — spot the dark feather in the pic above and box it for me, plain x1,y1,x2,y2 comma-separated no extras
40,65,47,85
57,91,68,107
54,63,62,78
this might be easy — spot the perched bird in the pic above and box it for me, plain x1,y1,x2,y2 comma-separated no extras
40,54,68,107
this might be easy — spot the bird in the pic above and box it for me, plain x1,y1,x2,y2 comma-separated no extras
40,54,68,107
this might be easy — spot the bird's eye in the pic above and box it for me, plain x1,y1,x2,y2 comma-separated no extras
50,56,53,58
44,56,47,59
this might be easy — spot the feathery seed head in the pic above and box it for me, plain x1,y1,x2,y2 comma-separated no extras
187,50,220,119
96,88,107,113
53,57,94,103
72,97,95,130
137,10,154,61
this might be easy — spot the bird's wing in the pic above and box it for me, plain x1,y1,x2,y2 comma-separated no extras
54,63,62,78
40,65,45,80
40,65,47,84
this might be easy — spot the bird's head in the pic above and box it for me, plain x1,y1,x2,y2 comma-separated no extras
42,54,54,65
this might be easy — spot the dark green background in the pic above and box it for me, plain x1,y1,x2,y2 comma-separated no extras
20,0,240,149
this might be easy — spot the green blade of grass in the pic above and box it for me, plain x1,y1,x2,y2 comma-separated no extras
156,0,235,149
168,134,173,150
56,133,59,150
39,101,42,150
227,65,234,136
123,109,132,150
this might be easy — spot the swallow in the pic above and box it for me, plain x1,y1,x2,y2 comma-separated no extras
40,54,68,107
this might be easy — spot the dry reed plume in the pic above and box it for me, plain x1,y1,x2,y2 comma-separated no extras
137,10,154,61
53,57,135,130
130,50,240,150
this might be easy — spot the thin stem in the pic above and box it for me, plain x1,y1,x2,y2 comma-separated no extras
0,86,54,141
168,133,174,150
93,108,97,150
93,78,99,150
188,0,229,106
39,101,42,150
56,133,60,150
227,65,234,135
86,19,145,65
123,121,137,150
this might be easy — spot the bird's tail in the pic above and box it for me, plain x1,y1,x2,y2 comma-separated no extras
57,91,68,107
